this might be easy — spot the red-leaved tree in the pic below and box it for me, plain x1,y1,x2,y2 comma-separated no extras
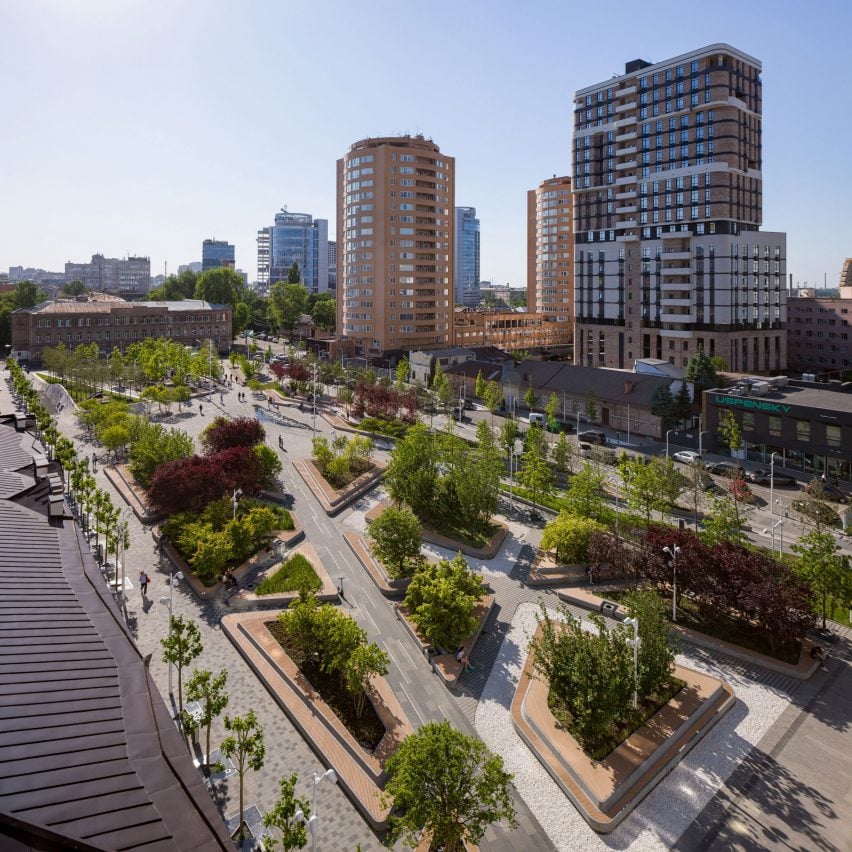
201,416,265,454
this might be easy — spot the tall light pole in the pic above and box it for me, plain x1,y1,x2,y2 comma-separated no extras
666,429,677,458
295,769,337,852
770,451,778,515
762,518,784,557
311,362,318,435
698,430,710,458
159,570,184,697
662,545,681,622
623,616,639,709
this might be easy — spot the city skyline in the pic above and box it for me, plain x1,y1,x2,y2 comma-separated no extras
2,0,850,289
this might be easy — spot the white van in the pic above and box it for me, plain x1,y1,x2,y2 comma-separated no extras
528,412,545,426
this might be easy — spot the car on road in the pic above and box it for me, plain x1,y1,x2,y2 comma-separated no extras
804,480,849,504
672,450,703,466
578,430,607,446
747,468,798,487
705,461,746,478
792,498,842,528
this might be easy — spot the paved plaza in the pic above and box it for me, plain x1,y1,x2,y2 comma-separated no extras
13,367,851,851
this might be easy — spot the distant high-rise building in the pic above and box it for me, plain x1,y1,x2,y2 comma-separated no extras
841,258,852,290
527,176,573,338
201,239,235,272
256,209,329,293
453,207,480,305
64,254,150,297
178,262,203,275
327,240,337,291
336,135,454,356
573,43,786,372
8,266,65,286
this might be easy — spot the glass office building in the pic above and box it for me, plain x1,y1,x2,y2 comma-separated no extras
256,210,329,292
454,207,480,305
201,239,235,272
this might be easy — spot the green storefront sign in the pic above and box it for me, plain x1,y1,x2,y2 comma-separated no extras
714,395,792,414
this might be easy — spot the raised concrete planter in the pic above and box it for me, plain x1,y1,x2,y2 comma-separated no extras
526,551,588,587
395,594,495,689
555,586,821,680
105,464,163,524
154,517,304,601
293,457,385,516
512,626,735,833
230,541,338,609
343,531,412,598
222,609,414,830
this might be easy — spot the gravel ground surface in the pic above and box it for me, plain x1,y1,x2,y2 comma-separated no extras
474,602,792,851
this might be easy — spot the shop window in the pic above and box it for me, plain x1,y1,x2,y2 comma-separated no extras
795,420,810,442
826,425,842,448
768,416,782,437
742,413,755,432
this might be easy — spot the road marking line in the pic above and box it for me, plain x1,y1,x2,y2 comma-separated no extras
398,681,425,725
386,647,411,684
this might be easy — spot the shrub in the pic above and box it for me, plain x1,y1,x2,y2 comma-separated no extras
256,554,322,596
201,416,265,453
128,420,194,487
311,434,373,488
541,512,606,565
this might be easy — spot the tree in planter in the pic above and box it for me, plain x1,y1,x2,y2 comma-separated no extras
344,643,390,718
404,555,483,652
621,589,677,697
385,424,440,522
128,421,194,487
563,461,608,521
499,418,521,461
369,506,423,578
160,615,203,716
541,512,605,565
523,385,539,412
545,392,559,425
700,494,748,547
552,431,574,476
517,426,554,514
221,710,266,844
186,668,229,773
384,721,516,852
793,529,852,630
620,456,686,522
263,774,311,851
200,416,265,453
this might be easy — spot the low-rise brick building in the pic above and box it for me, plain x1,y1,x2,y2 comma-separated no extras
11,294,232,363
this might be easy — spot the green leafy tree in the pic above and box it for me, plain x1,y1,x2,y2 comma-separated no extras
404,554,483,651
717,409,743,455
128,421,194,487
160,615,203,716
517,427,554,514
12,279,44,309
482,380,503,424
186,669,229,772
563,462,608,520
523,385,539,412
620,456,685,522
368,505,423,578
545,392,559,423
685,346,721,394
474,370,486,399
700,494,747,547
287,261,301,284
263,774,310,851
310,295,335,333
385,424,439,518
585,389,599,422
60,279,89,297
221,710,266,844
344,643,390,718
541,512,605,564
552,431,574,475
395,357,409,389
793,530,852,630
499,418,520,460
651,383,678,433
269,281,309,334
673,382,693,425
622,588,677,697
384,721,516,852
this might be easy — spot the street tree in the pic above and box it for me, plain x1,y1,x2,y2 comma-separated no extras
685,347,721,394
482,380,503,424
269,281,309,334
221,710,266,844
395,357,409,389
160,615,203,716
717,409,743,455
585,389,599,422
518,428,554,514
793,529,852,630
545,392,559,423
563,461,608,520
552,431,574,476
700,494,748,547
185,669,229,773
499,418,520,461
385,424,439,518
263,774,310,851
673,382,693,425
368,505,423,578
474,370,486,399
620,456,685,522
523,385,539,412
384,721,516,852
541,512,605,564
344,643,390,718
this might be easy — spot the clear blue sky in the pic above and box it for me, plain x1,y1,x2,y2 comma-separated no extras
2,0,850,289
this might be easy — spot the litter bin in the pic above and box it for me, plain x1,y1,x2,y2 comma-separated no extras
600,600,619,617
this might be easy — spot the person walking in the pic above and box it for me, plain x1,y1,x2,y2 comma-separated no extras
139,571,150,597
278,435,283,450
199,403,203,415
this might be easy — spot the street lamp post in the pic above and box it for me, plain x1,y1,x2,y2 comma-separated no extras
762,518,784,557
662,545,681,622
295,769,337,852
770,451,779,515
698,430,710,458
623,616,639,709
160,570,185,697
311,362,318,435
666,430,677,458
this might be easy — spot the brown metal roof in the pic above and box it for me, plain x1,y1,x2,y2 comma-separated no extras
0,423,231,851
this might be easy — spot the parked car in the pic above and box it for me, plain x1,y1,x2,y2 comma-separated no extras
747,468,798,487
706,461,746,478
804,480,849,504
793,498,842,528
578,430,607,446
672,450,703,466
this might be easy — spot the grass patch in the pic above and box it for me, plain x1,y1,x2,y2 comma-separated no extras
548,677,687,761
256,553,321,596
247,379,280,391
266,620,386,751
